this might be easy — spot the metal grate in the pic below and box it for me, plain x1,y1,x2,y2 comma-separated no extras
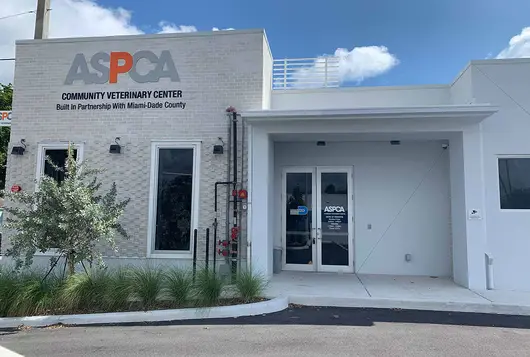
273,57,341,90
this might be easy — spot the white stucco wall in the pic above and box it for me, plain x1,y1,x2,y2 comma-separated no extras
261,35,273,110
273,140,452,277
450,65,475,105
248,127,274,276
469,59,530,291
271,85,451,110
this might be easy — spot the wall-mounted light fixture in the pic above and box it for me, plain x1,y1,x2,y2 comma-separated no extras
317,141,326,146
11,139,26,155
390,140,401,146
213,137,224,155
109,137,121,154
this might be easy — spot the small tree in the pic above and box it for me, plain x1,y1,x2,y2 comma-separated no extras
3,145,130,275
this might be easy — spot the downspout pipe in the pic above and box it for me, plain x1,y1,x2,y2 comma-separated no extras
239,115,245,272
231,111,238,277
225,111,232,268
226,106,240,277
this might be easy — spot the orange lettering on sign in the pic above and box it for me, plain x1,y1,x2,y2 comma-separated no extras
1,112,8,121
109,52,133,84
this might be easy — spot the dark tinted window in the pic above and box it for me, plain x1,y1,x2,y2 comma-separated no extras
499,158,530,209
285,172,313,265
44,149,77,184
154,148,194,251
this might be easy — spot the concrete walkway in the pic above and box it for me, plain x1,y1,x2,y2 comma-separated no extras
266,272,530,315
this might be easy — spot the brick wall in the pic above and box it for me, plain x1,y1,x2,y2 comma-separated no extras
5,30,268,267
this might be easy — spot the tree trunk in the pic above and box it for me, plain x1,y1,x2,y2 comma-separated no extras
67,251,75,276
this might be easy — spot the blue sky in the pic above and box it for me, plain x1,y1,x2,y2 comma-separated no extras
97,0,530,86
2,0,530,86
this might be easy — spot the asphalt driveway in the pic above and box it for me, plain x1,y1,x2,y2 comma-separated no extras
1,306,530,356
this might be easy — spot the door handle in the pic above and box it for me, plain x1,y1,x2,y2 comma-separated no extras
311,228,316,244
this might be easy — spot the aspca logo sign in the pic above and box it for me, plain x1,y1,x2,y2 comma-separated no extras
65,50,180,85
324,206,345,213
0,111,12,122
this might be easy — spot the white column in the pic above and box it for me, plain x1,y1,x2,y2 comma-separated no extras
450,127,487,290
449,132,469,286
248,126,273,277
462,126,488,290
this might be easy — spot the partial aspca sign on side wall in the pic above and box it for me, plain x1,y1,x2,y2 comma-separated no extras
0,111,12,126
65,50,180,85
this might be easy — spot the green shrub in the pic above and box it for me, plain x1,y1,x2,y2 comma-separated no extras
104,268,132,311
194,268,225,306
0,267,19,317
9,271,64,316
129,266,164,310
61,269,112,312
234,270,267,302
0,265,267,317
164,268,194,307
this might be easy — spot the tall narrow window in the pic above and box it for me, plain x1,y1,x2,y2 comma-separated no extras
150,142,200,255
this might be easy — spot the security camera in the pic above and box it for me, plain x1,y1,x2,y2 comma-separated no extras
442,143,449,150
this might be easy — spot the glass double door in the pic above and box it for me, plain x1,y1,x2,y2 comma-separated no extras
282,167,354,273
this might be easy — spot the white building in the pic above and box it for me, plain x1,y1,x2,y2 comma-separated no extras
4,29,530,292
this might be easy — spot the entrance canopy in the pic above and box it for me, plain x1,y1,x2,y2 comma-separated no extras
244,104,499,291
243,104,498,125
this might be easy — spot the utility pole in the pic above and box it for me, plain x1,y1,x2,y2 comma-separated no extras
34,0,51,39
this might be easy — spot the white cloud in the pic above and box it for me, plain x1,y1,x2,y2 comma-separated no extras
335,46,399,84
282,45,399,89
0,0,233,84
157,24,235,34
157,22,197,34
212,27,235,32
496,27,530,59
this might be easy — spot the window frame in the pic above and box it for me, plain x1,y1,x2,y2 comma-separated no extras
35,142,85,188
147,140,201,259
34,142,85,256
497,155,530,211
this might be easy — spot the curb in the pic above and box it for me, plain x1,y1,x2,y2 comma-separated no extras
284,295,530,316
0,297,289,329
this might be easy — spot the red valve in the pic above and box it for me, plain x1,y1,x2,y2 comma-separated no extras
232,190,238,197
10,185,21,193
219,249,229,257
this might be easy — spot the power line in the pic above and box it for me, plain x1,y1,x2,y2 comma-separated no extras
0,10,37,21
